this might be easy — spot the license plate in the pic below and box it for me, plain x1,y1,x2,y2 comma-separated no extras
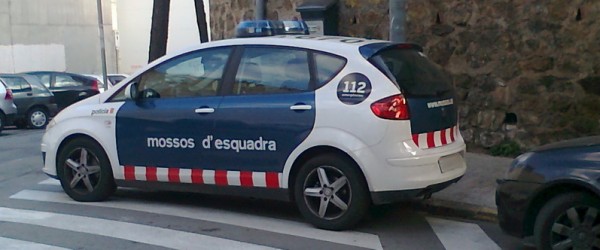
438,153,465,173
247,27,254,33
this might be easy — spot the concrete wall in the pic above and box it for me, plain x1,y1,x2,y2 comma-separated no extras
0,0,117,74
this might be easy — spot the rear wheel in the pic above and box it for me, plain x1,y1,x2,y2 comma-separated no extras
294,154,370,230
534,192,600,250
56,138,116,201
27,107,49,129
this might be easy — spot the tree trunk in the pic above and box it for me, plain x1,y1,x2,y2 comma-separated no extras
194,0,209,43
148,0,170,63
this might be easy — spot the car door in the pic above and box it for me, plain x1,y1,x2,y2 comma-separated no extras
209,46,316,176
116,47,232,170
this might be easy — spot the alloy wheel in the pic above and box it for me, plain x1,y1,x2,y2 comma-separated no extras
303,166,351,220
550,206,600,250
64,147,102,194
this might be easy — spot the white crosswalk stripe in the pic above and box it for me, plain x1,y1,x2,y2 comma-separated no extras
426,217,501,250
0,237,69,250
15,186,384,250
0,207,277,250
10,179,504,250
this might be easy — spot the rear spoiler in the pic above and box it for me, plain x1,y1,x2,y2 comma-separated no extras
359,42,423,59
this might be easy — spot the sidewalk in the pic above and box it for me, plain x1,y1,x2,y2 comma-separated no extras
414,152,513,222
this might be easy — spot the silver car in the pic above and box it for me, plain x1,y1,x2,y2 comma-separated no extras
0,80,18,133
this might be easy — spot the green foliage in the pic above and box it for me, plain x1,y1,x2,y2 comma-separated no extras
490,140,522,157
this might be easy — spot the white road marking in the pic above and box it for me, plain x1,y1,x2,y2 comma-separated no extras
38,179,60,186
12,189,383,249
426,217,501,250
0,237,69,250
0,207,276,250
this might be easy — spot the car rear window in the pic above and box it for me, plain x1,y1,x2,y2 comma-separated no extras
369,48,452,97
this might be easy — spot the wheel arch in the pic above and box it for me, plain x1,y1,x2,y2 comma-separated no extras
287,145,370,203
56,133,105,165
27,104,50,114
523,179,600,236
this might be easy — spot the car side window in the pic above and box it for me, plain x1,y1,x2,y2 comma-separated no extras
55,74,83,87
233,47,310,95
2,76,31,92
314,53,347,89
33,74,51,88
138,47,231,99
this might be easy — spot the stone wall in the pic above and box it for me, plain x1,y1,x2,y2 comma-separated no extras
209,0,600,149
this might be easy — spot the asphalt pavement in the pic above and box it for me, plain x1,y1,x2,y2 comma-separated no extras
414,152,513,222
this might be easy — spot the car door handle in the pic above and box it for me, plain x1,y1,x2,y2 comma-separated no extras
290,104,312,111
195,107,215,114
78,92,87,96
27,93,33,96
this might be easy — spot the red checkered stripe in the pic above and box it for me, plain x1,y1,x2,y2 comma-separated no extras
411,126,458,149
119,165,282,188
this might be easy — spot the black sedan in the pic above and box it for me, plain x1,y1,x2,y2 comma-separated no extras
23,71,101,110
496,136,600,249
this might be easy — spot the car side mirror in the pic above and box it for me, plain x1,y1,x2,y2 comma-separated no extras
125,82,138,100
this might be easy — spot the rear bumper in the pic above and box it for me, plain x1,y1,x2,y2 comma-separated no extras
371,175,462,204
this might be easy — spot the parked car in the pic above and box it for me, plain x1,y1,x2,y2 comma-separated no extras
0,74,58,129
23,71,100,110
0,80,18,133
42,36,466,230
85,74,129,92
496,136,600,249
107,74,128,86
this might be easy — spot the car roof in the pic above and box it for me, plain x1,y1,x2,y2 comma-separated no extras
169,36,392,59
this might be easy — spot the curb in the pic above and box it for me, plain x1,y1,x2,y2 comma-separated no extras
411,198,498,223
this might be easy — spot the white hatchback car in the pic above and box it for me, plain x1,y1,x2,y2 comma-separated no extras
0,80,18,133
42,36,467,230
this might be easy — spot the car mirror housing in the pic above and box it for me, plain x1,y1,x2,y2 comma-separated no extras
125,82,138,100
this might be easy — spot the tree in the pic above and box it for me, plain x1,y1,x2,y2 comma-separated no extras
148,0,170,63
194,0,209,43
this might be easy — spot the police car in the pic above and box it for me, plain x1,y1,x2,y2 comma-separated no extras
41,35,467,230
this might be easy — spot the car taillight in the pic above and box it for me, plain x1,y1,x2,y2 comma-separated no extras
5,89,13,100
370,94,410,120
91,80,100,91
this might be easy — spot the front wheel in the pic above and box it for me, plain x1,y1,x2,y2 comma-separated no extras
56,138,116,201
534,192,600,250
294,154,370,230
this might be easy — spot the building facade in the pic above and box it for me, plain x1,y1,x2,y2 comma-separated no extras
0,0,117,74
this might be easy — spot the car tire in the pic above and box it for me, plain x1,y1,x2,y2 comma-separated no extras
294,154,370,230
0,112,5,134
534,192,600,250
56,138,116,202
27,107,49,129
